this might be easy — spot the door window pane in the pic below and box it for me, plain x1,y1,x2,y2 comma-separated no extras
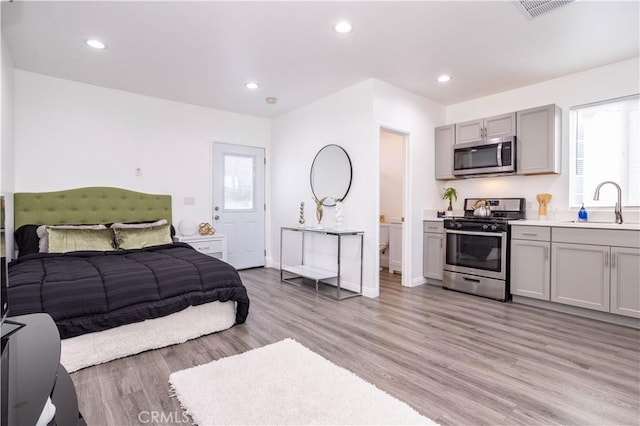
224,154,255,210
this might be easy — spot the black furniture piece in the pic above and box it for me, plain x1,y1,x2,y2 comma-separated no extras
1,313,84,426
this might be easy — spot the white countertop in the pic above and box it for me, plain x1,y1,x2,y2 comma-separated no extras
510,220,640,231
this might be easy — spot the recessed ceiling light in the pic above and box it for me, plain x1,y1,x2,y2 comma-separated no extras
437,74,451,83
334,21,353,34
85,39,107,50
245,82,260,90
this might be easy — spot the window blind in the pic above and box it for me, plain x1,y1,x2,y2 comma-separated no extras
571,94,639,208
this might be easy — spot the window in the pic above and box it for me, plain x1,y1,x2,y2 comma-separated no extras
223,154,255,210
571,94,639,208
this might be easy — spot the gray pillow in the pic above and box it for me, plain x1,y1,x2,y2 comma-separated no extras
36,224,108,253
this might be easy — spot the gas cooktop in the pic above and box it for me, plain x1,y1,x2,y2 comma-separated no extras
448,198,526,221
444,198,526,231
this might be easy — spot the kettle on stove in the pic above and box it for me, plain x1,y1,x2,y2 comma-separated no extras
473,200,492,217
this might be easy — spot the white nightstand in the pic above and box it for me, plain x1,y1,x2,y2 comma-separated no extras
173,234,227,261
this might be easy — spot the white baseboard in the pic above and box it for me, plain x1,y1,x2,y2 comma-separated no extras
406,276,426,287
362,287,379,298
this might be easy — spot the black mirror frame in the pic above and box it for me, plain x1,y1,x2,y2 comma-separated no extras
310,144,353,207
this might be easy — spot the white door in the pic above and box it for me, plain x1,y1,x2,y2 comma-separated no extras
212,143,265,269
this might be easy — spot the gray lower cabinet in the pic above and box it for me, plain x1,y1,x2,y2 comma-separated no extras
423,221,444,281
511,239,550,300
550,227,640,317
512,226,639,319
551,242,610,312
434,124,455,180
610,246,640,318
516,104,561,175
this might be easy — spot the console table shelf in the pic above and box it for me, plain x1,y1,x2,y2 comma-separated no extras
279,226,364,300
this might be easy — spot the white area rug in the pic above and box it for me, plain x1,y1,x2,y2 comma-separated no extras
169,338,437,425
61,301,236,372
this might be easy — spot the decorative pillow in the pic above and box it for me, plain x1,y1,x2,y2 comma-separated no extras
113,223,172,250
14,225,41,257
47,227,116,253
36,224,107,253
110,219,167,229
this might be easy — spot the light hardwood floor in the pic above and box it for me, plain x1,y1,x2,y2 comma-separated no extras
71,268,640,425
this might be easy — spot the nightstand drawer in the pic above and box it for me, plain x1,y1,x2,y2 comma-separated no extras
190,239,224,255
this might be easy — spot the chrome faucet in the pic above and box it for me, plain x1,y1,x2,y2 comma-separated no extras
593,181,623,224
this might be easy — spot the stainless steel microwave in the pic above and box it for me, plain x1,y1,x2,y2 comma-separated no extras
453,136,516,177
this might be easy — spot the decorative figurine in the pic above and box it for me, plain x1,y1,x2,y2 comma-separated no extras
298,201,305,227
313,196,328,229
198,222,215,235
335,200,344,229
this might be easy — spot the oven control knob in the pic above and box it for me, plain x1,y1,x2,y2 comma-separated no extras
482,224,488,230
456,223,462,229
491,225,498,231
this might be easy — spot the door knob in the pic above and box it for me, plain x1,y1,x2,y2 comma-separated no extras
214,215,220,220
214,206,220,211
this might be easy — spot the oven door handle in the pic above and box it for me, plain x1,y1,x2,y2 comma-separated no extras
445,229,506,237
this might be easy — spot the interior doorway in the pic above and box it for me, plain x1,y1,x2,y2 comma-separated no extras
379,129,408,286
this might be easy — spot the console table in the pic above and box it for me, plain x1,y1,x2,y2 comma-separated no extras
279,227,364,300
2,313,84,426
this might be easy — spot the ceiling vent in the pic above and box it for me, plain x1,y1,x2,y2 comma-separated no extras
515,0,576,19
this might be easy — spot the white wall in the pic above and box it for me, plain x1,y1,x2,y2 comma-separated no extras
1,36,15,258
271,79,378,296
373,80,446,286
271,78,445,296
444,58,640,221
14,71,271,237
379,130,403,221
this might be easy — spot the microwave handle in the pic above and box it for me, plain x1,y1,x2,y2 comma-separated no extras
496,143,503,166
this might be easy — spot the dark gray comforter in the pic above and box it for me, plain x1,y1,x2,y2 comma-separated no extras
7,243,249,338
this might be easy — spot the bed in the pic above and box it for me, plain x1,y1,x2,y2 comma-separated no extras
8,187,250,341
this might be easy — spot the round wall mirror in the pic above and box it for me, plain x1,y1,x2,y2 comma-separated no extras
310,144,352,207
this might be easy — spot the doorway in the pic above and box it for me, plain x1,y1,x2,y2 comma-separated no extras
379,129,408,286
211,142,266,269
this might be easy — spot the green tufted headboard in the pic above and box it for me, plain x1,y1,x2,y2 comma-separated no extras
14,187,172,229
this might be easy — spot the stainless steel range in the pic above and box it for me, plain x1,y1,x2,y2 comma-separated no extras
443,198,526,301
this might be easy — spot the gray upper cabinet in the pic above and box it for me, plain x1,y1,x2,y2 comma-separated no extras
455,112,516,144
434,124,455,180
516,104,561,175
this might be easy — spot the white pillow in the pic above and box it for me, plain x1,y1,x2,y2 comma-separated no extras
110,219,168,229
36,224,107,253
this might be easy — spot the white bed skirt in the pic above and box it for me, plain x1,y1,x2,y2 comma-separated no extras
60,301,237,373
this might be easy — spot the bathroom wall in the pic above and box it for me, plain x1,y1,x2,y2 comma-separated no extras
379,130,404,222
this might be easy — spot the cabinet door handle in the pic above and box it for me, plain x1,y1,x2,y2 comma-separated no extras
522,232,538,236
604,252,609,268
611,252,616,268
544,246,549,260
440,238,443,248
